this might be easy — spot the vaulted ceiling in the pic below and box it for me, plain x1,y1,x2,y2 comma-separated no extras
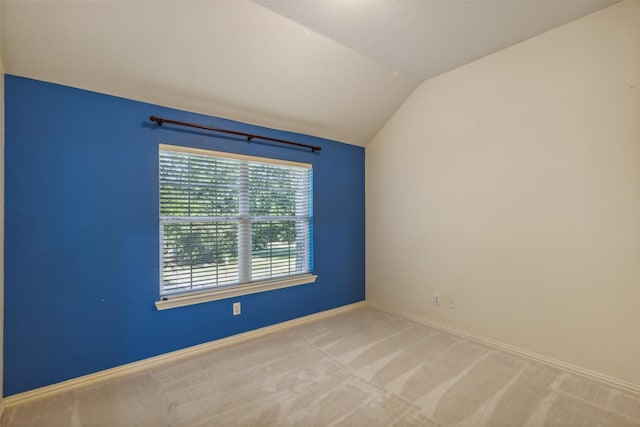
1,1,616,146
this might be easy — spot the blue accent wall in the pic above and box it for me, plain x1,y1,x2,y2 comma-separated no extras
4,75,365,396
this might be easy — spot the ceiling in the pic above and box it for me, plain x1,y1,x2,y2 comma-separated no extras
1,1,616,147
258,0,617,81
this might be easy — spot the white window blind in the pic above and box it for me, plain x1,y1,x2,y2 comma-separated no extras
159,145,313,297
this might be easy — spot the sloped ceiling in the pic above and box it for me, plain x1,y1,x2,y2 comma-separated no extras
258,0,617,81
1,1,616,146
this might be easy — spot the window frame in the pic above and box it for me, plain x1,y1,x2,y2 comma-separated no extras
155,144,317,311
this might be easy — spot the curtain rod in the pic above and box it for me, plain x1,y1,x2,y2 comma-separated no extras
149,116,321,152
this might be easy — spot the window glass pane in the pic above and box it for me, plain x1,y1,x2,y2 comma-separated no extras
162,222,239,294
249,163,303,217
160,151,240,217
251,220,309,280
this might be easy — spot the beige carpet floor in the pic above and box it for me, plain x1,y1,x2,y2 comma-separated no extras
2,306,640,426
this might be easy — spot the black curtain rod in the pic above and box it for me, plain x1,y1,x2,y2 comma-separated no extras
149,116,321,152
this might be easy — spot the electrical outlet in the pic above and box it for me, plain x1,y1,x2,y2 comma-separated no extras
449,298,456,309
434,293,440,305
233,302,241,316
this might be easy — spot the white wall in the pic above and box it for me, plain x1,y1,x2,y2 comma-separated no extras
367,1,640,387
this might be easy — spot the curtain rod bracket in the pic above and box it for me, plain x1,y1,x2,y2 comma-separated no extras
148,115,321,152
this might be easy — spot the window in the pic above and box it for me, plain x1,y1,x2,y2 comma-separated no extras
157,144,315,309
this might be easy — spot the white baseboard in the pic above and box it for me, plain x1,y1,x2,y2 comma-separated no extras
367,302,640,396
4,301,366,407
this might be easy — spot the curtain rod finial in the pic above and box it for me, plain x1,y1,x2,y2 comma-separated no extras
150,116,164,126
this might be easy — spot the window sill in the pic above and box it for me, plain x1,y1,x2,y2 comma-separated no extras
155,274,318,310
